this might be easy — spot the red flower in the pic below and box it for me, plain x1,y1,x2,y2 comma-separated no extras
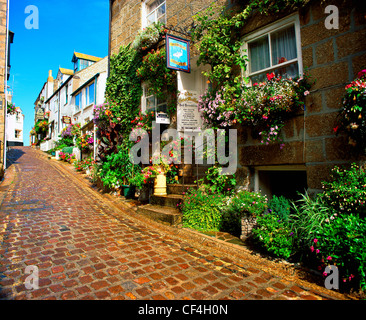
266,72,275,81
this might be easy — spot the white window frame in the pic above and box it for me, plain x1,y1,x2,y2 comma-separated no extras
142,0,166,28
141,83,167,114
241,14,303,84
86,82,95,107
75,93,81,112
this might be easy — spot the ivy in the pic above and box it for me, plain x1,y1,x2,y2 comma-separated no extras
105,44,143,135
136,48,178,115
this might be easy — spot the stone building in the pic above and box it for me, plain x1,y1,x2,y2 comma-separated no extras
109,0,366,200
0,0,11,178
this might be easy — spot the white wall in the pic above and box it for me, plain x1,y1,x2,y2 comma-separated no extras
6,108,24,145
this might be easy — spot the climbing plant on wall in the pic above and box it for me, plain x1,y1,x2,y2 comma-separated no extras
136,48,178,115
191,0,312,145
105,44,143,135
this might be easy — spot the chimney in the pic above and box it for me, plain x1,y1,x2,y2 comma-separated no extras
47,70,53,82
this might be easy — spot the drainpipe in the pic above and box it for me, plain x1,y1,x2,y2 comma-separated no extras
93,74,98,161
108,0,113,78
3,0,10,168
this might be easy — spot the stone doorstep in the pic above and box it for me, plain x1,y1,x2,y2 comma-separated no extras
167,183,197,194
43,151,349,300
136,204,182,226
150,194,183,208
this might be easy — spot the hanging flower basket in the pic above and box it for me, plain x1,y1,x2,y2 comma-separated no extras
335,70,366,150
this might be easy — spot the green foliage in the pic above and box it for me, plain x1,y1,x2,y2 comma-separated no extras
105,44,143,135
322,163,366,217
268,195,292,221
55,137,73,148
191,2,248,88
99,141,141,189
226,189,268,218
220,190,268,237
128,171,145,189
7,102,17,115
197,165,236,195
182,188,227,232
252,212,294,259
312,213,366,291
136,48,177,115
290,192,334,251
34,119,48,134
61,146,74,154
132,21,166,52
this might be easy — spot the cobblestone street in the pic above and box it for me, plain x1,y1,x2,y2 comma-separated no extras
0,147,346,301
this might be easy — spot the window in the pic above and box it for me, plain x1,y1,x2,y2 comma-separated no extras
142,84,167,115
16,112,20,122
242,15,302,83
255,166,307,201
86,82,95,106
15,130,21,139
145,0,166,26
65,85,68,105
75,93,81,111
80,59,90,71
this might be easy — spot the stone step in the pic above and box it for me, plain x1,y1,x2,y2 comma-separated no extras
151,194,183,208
136,204,182,225
167,184,197,194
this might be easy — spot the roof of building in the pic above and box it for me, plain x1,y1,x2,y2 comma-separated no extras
72,52,102,63
59,68,74,75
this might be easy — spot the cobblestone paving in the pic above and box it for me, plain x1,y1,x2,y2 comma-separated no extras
0,147,341,300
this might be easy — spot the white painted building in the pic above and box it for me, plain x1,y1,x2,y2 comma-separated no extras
38,53,107,155
7,106,24,146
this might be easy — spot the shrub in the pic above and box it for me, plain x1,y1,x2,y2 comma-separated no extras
322,163,366,217
252,212,294,260
290,192,334,253
197,165,236,196
182,188,227,232
268,195,292,221
312,213,366,292
62,146,74,154
226,190,268,218
220,190,267,237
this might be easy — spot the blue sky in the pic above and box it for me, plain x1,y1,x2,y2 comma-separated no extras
9,0,109,146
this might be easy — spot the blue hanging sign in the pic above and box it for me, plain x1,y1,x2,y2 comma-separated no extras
166,34,190,73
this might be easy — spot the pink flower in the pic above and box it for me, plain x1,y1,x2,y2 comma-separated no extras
316,249,320,254
310,246,314,252
357,69,366,79
326,256,332,261
304,90,310,96
313,238,318,243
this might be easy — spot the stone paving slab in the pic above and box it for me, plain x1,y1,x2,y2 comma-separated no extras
0,147,349,300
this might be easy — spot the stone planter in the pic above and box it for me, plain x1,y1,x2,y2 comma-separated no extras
154,173,167,196
153,166,167,196
240,215,257,240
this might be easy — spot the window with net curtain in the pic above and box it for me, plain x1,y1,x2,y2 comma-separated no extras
247,24,299,83
146,0,166,26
